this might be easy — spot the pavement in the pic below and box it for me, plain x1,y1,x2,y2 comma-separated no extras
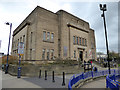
1,62,118,89
2,70,73,88
80,77,106,88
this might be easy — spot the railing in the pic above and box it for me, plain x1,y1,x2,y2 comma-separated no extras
106,74,120,90
68,69,120,90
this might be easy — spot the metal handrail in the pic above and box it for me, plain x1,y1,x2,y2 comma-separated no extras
68,69,120,90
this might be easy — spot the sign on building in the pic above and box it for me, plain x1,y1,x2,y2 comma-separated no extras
18,42,24,55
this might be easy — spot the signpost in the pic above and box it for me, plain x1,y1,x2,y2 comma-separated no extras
17,42,24,78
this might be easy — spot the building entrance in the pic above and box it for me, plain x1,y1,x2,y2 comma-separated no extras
79,51,83,61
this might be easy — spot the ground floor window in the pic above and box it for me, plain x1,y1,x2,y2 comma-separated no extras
42,49,45,60
30,49,32,60
51,49,54,59
74,50,76,58
47,49,50,60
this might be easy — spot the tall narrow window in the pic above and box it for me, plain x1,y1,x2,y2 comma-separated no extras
73,36,75,44
43,31,46,41
77,37,78,45
82,38,84,45
76,37,78,44
79,37,81,45
31,32,33,43
47,32,50,41
15,40,17,48
47,49,50,60
51,49,54,59
74,50,76,58
51,33,54,42
85,39,87,46
30,49,32,60
18,39,19,47
23,35,25,43
16,40,17,48
15,41,16,48
20,37,22,42
42,49,45,60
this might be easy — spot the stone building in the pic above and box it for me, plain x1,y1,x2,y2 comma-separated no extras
11,6,96,62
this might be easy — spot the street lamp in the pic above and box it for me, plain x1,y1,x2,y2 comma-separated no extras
99,4,111,74
5,22,12,74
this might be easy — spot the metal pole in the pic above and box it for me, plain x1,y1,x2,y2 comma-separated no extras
39,69,41,78
19,54,21,67
45,70,47,80
62,72,65,86
102,11,111,74
52,71,55,82
5,23,12,74
17,54,21,78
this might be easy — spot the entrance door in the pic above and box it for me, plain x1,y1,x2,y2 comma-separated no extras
79,51,83,61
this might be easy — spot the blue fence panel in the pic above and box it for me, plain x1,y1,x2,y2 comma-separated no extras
115,75,120,80
93,70,103,77
83,71,92,79
106,75,120,90
68,69,120,90
106,77,118,89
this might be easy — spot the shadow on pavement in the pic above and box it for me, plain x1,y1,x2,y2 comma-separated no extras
22,75,69,88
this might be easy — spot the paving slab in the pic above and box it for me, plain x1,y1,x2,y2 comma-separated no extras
80,77,106,88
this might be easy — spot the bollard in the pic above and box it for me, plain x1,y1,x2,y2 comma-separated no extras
45,70,47,80
39,70,41,78
52,71,55,82
62,72,65,86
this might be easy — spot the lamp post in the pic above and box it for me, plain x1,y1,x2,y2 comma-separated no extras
99,4,111,74
5,22,12,74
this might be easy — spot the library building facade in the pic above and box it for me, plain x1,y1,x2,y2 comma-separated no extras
11,6,97,62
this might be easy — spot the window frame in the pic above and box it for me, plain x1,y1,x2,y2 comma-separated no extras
42,49,45,60
31,32,33,43
51,49,54,60
85,39,87,46
43,31,46,41
47,49,50,60
79,37,81,45
82,38,84,46
51,33,54,42
76,37,79,45
73,36,75,44
74,50,76,58
47,32,50,41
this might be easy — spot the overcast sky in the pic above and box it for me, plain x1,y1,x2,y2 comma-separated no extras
0,0,119,54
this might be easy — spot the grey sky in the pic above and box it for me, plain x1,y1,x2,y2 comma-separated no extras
0,0,118,54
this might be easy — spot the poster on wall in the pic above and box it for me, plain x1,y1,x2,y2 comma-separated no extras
18,42,24,55
63,46,67,57
89,49,92,59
